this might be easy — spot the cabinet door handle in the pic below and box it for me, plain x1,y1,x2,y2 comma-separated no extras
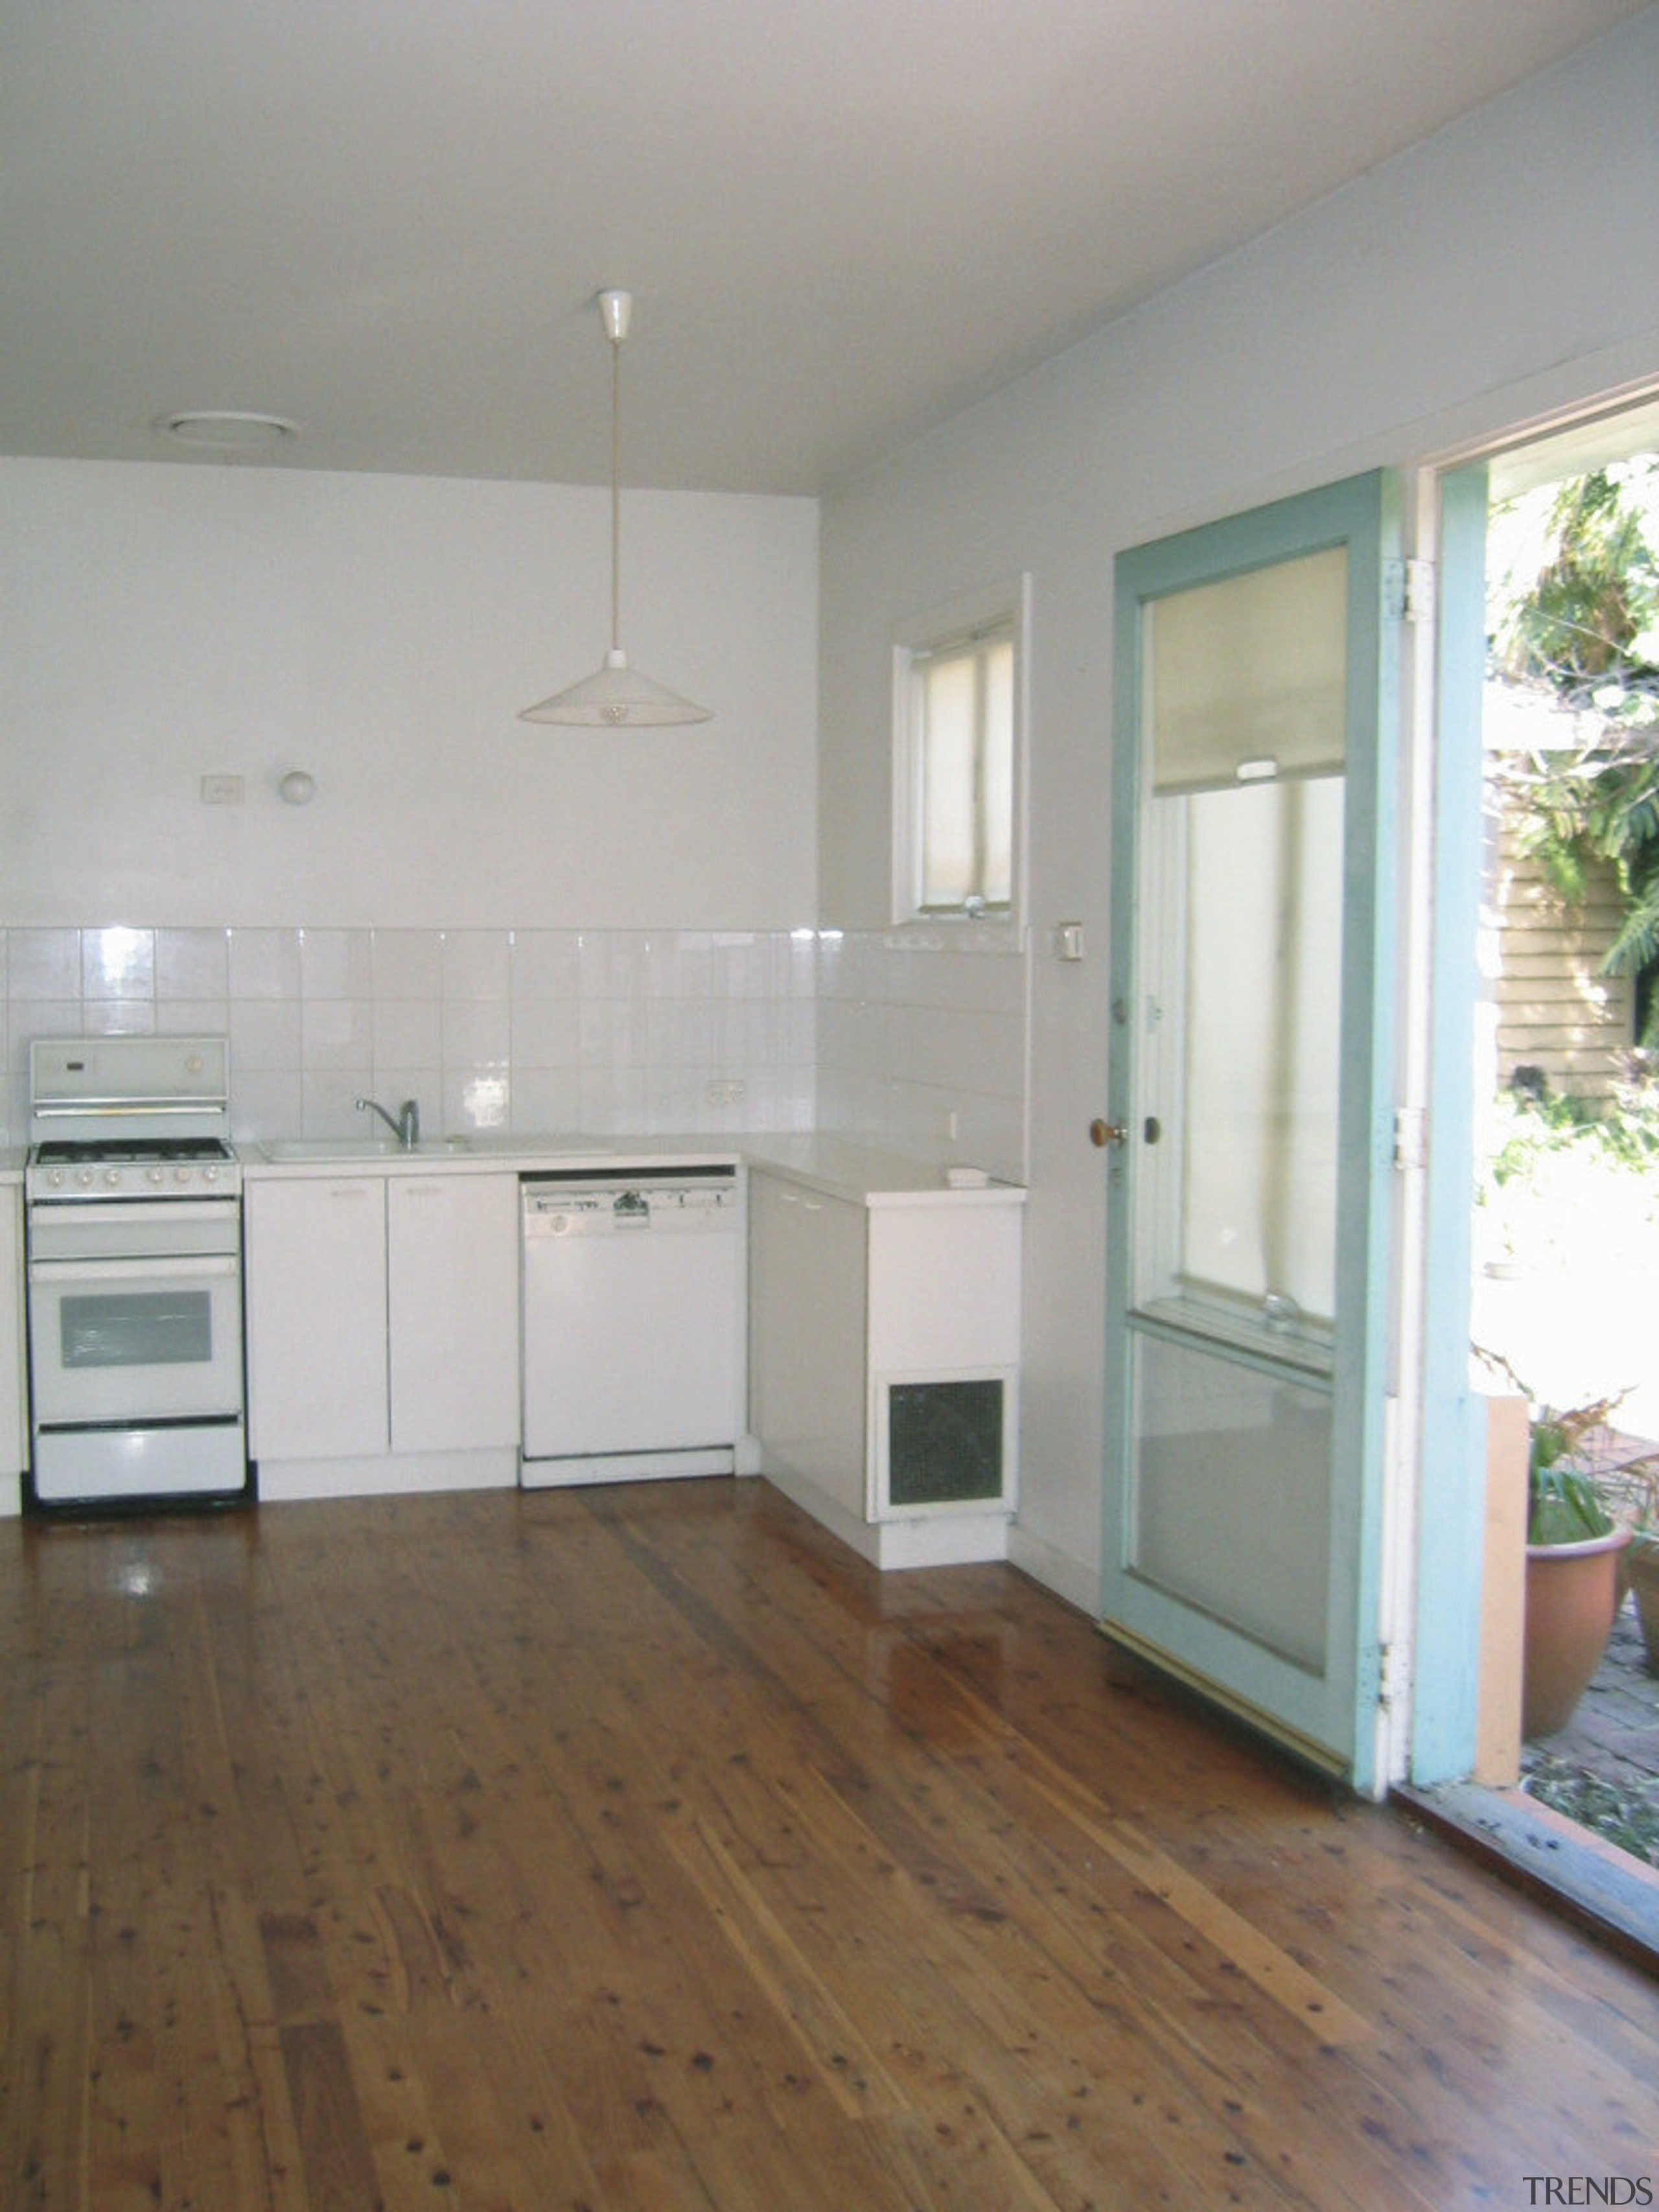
328,1185,368,1199
399,1183,443,1199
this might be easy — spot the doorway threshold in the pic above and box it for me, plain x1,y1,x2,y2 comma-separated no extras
1399,1775,1659,1968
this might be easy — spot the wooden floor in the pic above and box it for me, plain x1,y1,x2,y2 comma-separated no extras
2,1480,1655,2211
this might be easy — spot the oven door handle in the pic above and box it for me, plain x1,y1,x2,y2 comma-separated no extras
29,1254,242,1286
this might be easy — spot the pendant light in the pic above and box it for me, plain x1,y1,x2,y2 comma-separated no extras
519,289,710,727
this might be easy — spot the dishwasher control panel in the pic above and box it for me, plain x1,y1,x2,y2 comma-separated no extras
522,1169,738,1237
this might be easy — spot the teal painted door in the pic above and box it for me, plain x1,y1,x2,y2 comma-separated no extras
1103,472,1400,1789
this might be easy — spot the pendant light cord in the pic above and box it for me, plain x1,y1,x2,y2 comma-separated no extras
610,334,622,655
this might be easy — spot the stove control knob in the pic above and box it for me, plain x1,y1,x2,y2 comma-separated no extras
76,1168,95,1189
104,1167,122,1188
174,1165,192,1184
146,1167,165,1187
48,1169,65,1189
203,1163,220,1183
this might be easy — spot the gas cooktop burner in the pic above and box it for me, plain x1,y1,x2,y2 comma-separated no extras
34,1137,236,1166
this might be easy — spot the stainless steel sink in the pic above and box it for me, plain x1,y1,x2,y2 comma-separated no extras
259,1136,472,1162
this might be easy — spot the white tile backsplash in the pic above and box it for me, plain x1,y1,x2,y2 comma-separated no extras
442,930,511,1001
442,997,511,1066
229,927,303,1001
511,930,581,999
157,927,231,1000
10,929,80,1000
299,928,372,1001
815,927,1028,1182
231,998,302,1071
0,923,1025,1161
373,995,443,1068
301,997,374,1070
372,929,443,999
82,925,155,1000
511,998,581,1068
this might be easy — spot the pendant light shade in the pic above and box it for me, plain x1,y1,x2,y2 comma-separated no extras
520,289,710,728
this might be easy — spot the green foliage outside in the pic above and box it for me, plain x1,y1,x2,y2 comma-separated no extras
1487,1066,1659,1185
1488,456,1659,1039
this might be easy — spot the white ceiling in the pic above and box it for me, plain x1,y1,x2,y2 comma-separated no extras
1,0,1647,496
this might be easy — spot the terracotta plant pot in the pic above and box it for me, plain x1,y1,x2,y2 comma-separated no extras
1627,1534,1659,1673
1522,1527,1632,1738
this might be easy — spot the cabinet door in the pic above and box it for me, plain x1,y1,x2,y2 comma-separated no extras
388,1173,520,1454
749,1173,867,1518
0,1186,25,1485
868,1204,1023,1373
246,1179,389,1460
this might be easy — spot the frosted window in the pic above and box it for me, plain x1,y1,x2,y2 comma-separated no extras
916,631,1014,913
1147,546,1347,793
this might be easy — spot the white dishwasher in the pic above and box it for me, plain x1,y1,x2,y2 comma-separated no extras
520,1165,745,1486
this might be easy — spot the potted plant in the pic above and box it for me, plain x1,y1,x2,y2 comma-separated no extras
1478,1349,1632,1738
1623,1463,1659,1671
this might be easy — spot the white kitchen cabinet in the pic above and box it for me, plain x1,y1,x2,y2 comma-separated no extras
246,1177,389,1461
387,1172,519,1452
748,1166,1023,1568
0,1185,26,1513
246,1169,521,1497
748,1172,867,1520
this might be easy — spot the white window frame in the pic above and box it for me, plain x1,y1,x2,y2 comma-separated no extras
891,574,1030,932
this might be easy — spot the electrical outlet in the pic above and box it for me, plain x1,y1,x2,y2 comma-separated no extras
705,1078,746,1108
942,1108,960,1141
200,774,244,804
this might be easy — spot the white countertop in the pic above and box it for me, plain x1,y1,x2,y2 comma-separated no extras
237,1131,1025,1207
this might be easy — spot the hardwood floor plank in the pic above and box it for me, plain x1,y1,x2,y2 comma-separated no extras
3,1482,1656,2212
277,2019,382,2211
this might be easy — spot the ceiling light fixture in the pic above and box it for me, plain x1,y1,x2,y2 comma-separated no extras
519,290,710,728
157,409,299,451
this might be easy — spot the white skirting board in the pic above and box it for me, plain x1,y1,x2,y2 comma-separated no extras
257,1447,518,1502
761,1461,1010,1569
1006,1522,1100,1615
520,1447,736,1489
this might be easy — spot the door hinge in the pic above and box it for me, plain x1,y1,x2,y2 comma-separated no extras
1392,1106,1428,1171
1386,557,1435,623
1373,1640,1404,1711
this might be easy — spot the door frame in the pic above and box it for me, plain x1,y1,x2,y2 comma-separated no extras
1103,469,1402,1793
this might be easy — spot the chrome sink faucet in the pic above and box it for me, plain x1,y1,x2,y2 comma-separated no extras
355,1094,421,1148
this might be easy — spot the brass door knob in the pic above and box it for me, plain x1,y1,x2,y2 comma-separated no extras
1089,1119,1129,1148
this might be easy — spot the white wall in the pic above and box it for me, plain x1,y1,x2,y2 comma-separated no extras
818,10,1659,1603
1,459,818,928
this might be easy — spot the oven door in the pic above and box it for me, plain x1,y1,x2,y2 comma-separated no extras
29,1251,244,1425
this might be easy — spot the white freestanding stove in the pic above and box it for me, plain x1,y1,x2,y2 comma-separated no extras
25,1036,248,1509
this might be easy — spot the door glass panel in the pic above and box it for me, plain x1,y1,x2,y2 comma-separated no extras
1129,1331,1331,1670
60,1290,215,1369
1137,549,1347,1359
